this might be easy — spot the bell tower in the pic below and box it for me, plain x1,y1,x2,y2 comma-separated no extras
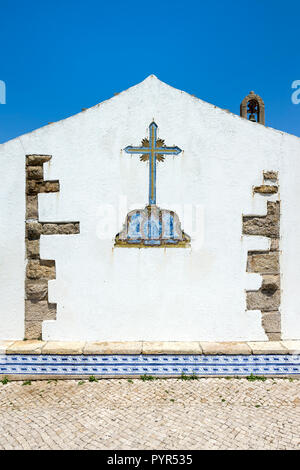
240,91,265,125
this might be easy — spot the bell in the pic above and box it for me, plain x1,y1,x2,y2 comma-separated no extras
249,113,257,122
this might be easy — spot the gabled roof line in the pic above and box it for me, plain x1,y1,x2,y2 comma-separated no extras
1,74,299,146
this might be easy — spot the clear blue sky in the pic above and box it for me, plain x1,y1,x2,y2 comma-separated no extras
1,0,300,143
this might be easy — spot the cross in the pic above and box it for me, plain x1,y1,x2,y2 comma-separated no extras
124,122,182,205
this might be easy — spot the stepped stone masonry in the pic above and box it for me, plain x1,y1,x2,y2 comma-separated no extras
25,155,80,340
243,201,280,238
243,171,281,340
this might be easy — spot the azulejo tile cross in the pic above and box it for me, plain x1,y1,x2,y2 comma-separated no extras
115,122,190,247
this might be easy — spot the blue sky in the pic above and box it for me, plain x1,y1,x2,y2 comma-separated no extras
0,0,299,143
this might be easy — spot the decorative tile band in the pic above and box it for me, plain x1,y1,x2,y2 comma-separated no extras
0,354,299,377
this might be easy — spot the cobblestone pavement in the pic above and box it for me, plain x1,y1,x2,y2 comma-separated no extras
0,377,299,450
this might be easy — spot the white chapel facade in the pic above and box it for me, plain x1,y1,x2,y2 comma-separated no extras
1,75,300,342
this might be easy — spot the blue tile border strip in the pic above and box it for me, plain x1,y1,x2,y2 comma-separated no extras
0,354,300,377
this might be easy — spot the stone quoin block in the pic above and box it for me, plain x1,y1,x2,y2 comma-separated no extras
26,239,40,259
247,252,279,274
26,222,43,240
242,216,279,238
261,311,281,333
27,166,44,180
25,280,49,301
261,274,280,294
26,260,56,280
24,321,43,340
270,239,280,251
246,289,280,311
253,185,278,195
26,180,60,195
26,154,52,166
265,332,281,341
243,202,280,238
263,171,278,181
26,196,38,219
42,223,80,235
25,301,57,321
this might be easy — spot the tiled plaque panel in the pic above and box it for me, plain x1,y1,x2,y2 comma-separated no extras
0,355,299,377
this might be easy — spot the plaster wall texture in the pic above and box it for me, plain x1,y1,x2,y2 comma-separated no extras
0,139,25,339
0,76,299,341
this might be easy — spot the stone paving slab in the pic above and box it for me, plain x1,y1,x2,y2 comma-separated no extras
281,340,300,354
200,341,251,355
6,340,46,355
0,340,299,355
143,341,202,354
42,341,85,355
0,341,14,354
0,378,299,450
247,341,288,354
83,341,143,355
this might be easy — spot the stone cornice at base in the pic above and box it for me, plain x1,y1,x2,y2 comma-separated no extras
1,340,300,355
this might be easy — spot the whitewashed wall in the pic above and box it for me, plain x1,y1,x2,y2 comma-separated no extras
0,139,25,339
0,75,299,341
